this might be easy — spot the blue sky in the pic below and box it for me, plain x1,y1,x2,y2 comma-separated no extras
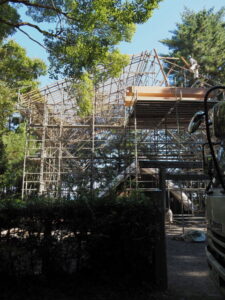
12,0,225,87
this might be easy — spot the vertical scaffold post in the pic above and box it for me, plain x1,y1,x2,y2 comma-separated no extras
57,116,63,197
181,187,185,234
22,93,32,199
91,87,95,199
22,121,28,199
39,102,48,195
134,109,138,194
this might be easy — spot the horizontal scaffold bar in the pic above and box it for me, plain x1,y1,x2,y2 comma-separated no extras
30,124,125,129
165,173,209,181
139,160,203,169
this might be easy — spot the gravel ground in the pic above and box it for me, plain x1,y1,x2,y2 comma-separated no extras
162,223,224,300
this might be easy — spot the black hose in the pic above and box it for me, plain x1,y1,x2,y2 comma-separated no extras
204,86,225,192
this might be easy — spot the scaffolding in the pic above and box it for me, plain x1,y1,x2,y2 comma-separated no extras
19,49,217,210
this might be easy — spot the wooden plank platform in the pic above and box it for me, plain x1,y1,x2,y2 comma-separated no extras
125,86,210,107
125,86,217,129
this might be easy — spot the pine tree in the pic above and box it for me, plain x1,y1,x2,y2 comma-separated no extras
160,8,225,85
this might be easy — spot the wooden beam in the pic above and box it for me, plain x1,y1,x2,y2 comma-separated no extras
154,48,170,87
158,56,180,60
181,56,190,68
125,86,211,107
126,86,208,97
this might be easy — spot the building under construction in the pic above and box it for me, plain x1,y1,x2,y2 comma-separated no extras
19,49,218,213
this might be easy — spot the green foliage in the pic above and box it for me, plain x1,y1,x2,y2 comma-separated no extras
0,40,46,196
94,49,130,82
160,7,225,84
0,125,26,195
1,0,162,80
71,73,94,116
1,0,160,81
47,25,132,81
0,81,15,133
0,40,47,88
0,3,20,41
69,50,130,116
3,125,26,164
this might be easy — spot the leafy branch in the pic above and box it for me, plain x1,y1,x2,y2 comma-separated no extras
0,16,65,40
0,0,72,20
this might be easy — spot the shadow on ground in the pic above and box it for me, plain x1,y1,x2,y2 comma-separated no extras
163,223,224,300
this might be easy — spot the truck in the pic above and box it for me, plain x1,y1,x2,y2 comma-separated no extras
188,86,225,296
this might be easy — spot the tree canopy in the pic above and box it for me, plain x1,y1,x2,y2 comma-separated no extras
0,39,47,132
0,40,46,88
0,20,47,196
0,0,162,80
160,7,225,84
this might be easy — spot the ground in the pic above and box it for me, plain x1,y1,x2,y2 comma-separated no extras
162,222,224,300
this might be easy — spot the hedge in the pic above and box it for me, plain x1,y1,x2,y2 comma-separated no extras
0,195,164,288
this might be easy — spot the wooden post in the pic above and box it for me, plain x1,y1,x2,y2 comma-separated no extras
154,49,170,87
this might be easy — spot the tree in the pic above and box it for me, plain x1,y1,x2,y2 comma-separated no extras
1,125,26,194
160,8,225,85
0,40,46,88
0,3,20,40
0,40,46,133
0,37,46,196
0,0,162,80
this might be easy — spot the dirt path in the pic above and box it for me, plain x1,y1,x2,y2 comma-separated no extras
163,223,224,300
